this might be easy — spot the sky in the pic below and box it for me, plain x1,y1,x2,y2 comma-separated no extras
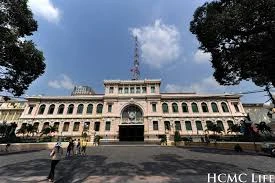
24,0,270,103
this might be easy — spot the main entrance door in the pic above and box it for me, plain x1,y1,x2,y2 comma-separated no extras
119,125,144,141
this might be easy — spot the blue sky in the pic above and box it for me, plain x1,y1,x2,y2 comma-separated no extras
25,0,269,103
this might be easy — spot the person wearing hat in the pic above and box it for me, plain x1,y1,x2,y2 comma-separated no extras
47,142,63,182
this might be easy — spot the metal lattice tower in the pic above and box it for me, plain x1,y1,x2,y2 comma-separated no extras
131,36,140,80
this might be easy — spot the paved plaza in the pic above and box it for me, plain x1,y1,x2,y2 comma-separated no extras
0,146,274,183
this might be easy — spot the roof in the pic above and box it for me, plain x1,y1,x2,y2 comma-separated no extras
242,103,264,107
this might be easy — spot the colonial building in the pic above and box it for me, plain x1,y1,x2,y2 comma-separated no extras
18,79,246,143
243,103,271,123
0,97,26,124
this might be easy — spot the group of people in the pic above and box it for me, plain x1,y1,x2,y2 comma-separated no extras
66,138,88,157
47,138,88,182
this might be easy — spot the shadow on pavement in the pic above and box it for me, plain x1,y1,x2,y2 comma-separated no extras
183,147,263,156
0,153,244,183
0,149,44,156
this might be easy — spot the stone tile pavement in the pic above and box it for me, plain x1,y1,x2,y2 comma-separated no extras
0,146,274,183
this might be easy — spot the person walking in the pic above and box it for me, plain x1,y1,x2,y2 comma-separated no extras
76,139,81,155
81,139,87,156
72,139,76,155
66,139,73,157
47,142,63,182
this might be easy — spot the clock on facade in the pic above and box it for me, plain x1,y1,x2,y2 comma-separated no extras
128,111,136,120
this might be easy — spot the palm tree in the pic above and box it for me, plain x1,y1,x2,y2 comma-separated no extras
205,122,223,142
26,124,37,137
40,127,51,136
227,124,241,141
40,125,58,136
17,125,27,138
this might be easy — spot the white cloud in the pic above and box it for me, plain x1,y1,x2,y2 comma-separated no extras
28,0,60,23
48,74,74,90
165,76,225,93
194,50,211,64
130,19,181,68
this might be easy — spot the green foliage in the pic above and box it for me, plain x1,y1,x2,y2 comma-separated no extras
256,122,272,135
174,131,181,146
40,125,58,136
16,124,27,137
0,122,17,142
0,0,45,96
227,124,241,134
206,121,224,134
190,0,275,87
26,124,37,136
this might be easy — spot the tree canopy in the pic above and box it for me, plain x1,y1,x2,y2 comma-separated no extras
0,0,45,96
190,0,275,87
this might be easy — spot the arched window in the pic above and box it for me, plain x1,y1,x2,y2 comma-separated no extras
38,104,46,114
57,104,64,114
33,122,39,132
175,121,181,130
227,120,234,128
67,104,74,114
54,122,59,132
196,121,203,131
221,102,229,112
73,122,80,131
87,104,93,114
164,121,170,130
191,103,199,113
185,121,192,131
48,104,55,114
182,103,188,113
96,104,103,114
162,103,169,113
201,103,209,112
63,122,69,132
42,122,49,130
211,102,219,112
206,121,212,129
77,104,84,114
84,122,90,131
217,121,225,131
172,103,178,113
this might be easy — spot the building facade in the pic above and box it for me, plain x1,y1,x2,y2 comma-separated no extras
0,97,26,124
18,79,246,143
243,103,271,123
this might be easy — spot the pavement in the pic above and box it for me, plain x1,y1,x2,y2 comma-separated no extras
0,146,274,183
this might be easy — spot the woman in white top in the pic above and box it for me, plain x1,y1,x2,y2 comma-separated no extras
47,142,63,182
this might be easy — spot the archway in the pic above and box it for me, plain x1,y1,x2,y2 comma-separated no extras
119,104,144,141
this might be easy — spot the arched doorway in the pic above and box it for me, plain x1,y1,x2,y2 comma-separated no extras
119,104,144,141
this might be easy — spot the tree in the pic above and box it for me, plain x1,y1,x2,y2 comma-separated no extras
227,124,241,134
205,122,223,142
0,122,17,141
174,130,181,146
190,0,275,87
227,124,241,141
0,0,45,96
40,125,58,136
26,124,37,136
17,125,27,137
256,121,272,136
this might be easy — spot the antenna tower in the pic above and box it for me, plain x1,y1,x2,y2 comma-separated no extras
131,36,140,80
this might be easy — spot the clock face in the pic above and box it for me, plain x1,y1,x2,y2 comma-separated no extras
128,112,136,120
